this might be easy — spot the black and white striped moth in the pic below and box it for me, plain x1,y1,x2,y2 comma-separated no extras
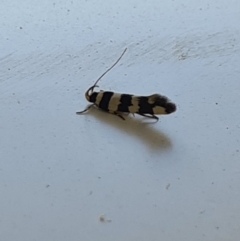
76,48,176,121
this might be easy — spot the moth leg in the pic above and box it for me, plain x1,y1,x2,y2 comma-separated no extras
138,113,159,121
151,114,159,121
108,110,125,120
76,104,94,114
148,114,159,121
115,112,125,120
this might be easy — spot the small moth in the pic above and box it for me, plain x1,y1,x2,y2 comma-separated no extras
76,48,176,121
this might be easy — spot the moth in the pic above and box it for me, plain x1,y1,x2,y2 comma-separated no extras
76,48,176,121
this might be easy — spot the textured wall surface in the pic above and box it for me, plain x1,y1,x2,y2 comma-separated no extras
1,1,240,240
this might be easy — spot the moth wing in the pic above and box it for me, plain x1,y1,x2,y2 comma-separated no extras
148,94,168,105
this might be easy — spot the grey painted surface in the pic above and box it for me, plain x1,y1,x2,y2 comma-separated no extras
1,1,240,240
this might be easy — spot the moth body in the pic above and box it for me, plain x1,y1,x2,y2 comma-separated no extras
76,48,176,121
89,90,176,113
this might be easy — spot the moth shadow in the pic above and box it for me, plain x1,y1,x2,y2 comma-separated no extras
83,107,172,151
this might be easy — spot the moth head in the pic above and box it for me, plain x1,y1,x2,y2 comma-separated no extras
85,85,98,103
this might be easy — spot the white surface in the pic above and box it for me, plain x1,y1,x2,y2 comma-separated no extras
1,1,240,240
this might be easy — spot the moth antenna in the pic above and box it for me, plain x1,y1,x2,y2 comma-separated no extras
90,48,127,92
